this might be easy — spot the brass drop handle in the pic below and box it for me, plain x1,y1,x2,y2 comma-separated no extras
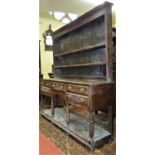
68,86,72,90
80,97,85,103
67,94,72,99
80,88,85,93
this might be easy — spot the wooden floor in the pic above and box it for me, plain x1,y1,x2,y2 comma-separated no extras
40,113,116,155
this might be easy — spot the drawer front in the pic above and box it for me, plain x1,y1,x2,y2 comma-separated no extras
66,93,88,106
67,84,89,96
40,86,51,94
40,81,44,86
40,81,51,87
51,82,66,92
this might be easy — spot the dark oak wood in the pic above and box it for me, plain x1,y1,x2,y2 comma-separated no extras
40,1,114,151
53,75,106,78
40,77,113,151
112,28,116,116
39,40,43,79
104,5,113,82
53,2,112,39
54,42,105,57
54,62,106,69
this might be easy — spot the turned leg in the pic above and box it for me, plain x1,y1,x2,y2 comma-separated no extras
41,95,44,110
51,96,55,118
89,111,95,151
108,105,113,135
66,100,70,124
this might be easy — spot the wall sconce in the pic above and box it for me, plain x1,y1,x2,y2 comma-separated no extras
43,24,53,51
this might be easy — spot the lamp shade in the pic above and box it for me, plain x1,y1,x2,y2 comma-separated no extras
54,12,65,20
62,17,71,24
68,13,78,21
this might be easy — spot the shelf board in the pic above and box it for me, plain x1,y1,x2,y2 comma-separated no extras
54,62,106,69
54,42,105,57
55,75,106,79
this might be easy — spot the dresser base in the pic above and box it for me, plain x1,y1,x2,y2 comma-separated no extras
40,108,111,151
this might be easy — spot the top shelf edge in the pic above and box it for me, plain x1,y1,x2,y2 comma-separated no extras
52,2,112,39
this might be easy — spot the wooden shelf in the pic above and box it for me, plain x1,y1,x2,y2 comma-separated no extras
54,42,105,57
54,62,106,69
55,75,106,79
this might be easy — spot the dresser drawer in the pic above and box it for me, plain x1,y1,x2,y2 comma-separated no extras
66,93,88,106
40,81,44,86
40,86,51,94
40,81,51,87
51,82,66,92
67,84,89,96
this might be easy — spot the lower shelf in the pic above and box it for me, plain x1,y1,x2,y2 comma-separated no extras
40,108,111,151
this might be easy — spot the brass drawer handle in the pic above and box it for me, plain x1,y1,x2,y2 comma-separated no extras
80,97,86,103
68,86,72,90
80,88,85,93
67,94,72,99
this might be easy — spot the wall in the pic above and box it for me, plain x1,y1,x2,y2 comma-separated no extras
39,17,64,79
112,12,116,28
